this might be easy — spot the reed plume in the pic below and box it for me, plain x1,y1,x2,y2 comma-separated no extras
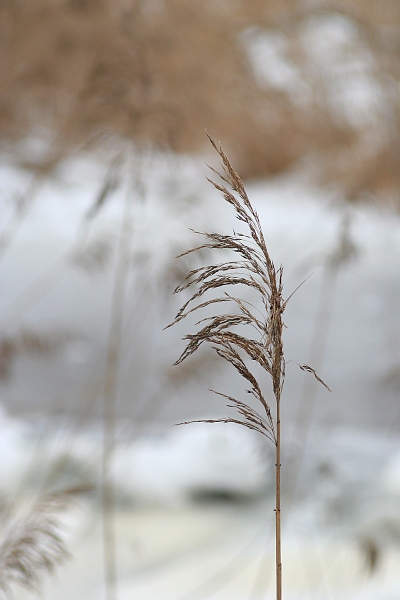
0,487,86,596
167,136,286,599
167,135,331,600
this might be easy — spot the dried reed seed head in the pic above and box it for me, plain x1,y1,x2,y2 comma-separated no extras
169,137,287,443
0,486,88,594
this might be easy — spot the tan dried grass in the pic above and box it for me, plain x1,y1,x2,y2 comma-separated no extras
2,0,399,202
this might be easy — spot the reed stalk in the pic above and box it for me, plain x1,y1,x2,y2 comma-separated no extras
167,136,331,600
101,161,133,600
0,486,88,596
167,136,286,598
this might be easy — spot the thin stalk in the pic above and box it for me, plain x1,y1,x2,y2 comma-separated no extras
0,172,45,264
101,164,133,600
0,139,65,265
168,138,328,600
275,397,282,600
286,211,355,508
285,264,338,508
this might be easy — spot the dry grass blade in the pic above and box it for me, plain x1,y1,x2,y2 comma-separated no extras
213,341,273,418
0,486,87,595
177,409,276,444
175,330,272,374
297,363,332,393
171,272,268,324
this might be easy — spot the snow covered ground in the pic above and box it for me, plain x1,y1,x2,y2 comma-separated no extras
1,147,400,429
2,410,400,600
1,147,400,597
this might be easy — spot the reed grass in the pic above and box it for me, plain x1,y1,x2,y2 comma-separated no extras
2,0,399,201
0,486,88,596
167,136,331,600
167,136,284,598
101,159,132,600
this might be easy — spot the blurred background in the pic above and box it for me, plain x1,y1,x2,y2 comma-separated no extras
1,1,400,599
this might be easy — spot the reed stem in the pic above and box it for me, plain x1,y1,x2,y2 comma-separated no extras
102,168,132,600
276,398,282,600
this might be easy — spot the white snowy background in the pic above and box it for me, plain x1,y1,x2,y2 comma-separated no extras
1,12,400,600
